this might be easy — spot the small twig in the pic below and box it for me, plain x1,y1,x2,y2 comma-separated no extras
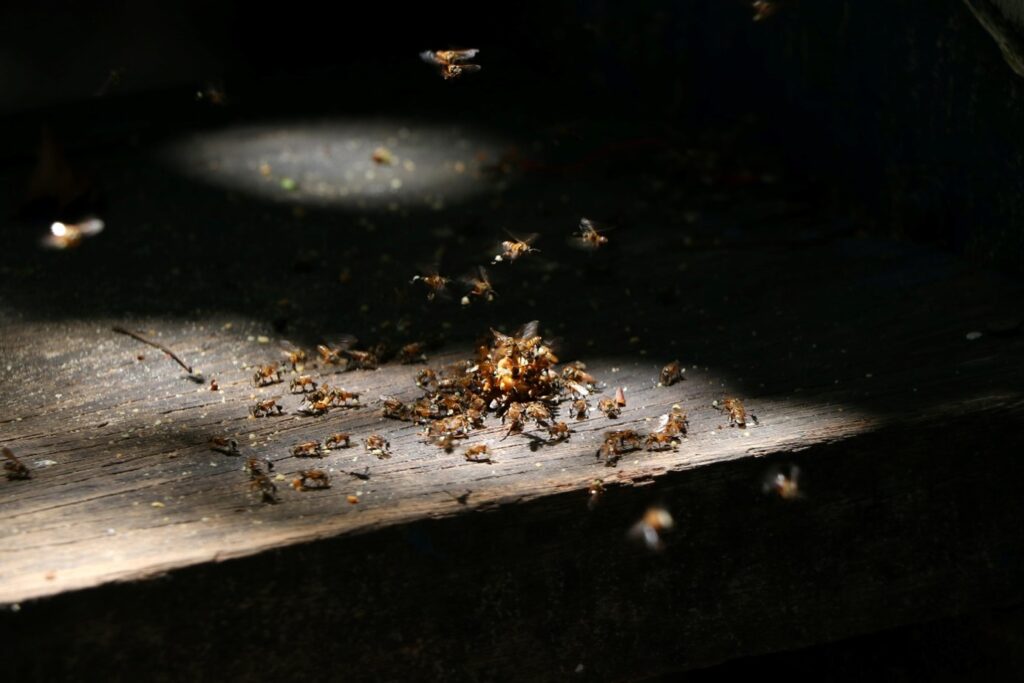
112,326,193,374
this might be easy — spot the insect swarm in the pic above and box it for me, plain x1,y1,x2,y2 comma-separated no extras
324,433,352,450
574,217,609,249
420,49,481,80
659,360,684,387
629,506,674,551
364,434,392,459
251,399,284,418
292,469,331,491
713,397,758,428
253,364,283,387
2,447,31,480
493,233,538,263
291,441,325,458
290,375,317,393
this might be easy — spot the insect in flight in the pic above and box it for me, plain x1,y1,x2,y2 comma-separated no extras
411,272,450,301
420,49,481,80
493,232,539,263
42,218,104,250
574,218,610,249
461,266,497,304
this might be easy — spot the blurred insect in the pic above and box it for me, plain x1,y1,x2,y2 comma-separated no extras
382,396,413,421
346,466,371,481
415,368,438,390
329,387,361,406
597,398,621,419
411,272,450,301
614,387,626,407
587,479,606,510
298,397,332,416
347,494,360,504
291,441,325,458
196,81,227,105
371,146,395,165
569,398,590,420
244,456,274,476
317,344,347,366
397,342,427,364
501,401,526,438
763,463,801,500
493,232,539,263
546,421,573,442
660,360,684,386
525,401,552,425
628,506,674,551
251,399,283,417
597,429,642,466
292,468,331,491
461,266,496,304
281,345,308,370
42,218,104,250
433,433,458,452
290,375,317,393
663,404,689,437
644,429,679,452
253,364,282,387
364,434,392,459
94,68,124,97
209,379,219,391
341,348,379,370
250,474,279,503
562,361,597,388
2,447,31,480
446,489,472,505
463,444,493,463
574,217,610,249
324,433,352,450
420,49,481,80
209,436,240,456
752,0,782,21
713,397,758,428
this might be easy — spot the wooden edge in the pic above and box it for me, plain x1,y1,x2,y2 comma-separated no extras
3,400,1024,681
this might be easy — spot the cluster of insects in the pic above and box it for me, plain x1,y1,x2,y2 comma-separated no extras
597,405,690,466
379,321,599,460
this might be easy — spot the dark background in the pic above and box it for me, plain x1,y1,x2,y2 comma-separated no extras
2,0,1023,275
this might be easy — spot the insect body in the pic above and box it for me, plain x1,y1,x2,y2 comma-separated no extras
574,217,609,249
420,49,481,80
713,397,758,428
